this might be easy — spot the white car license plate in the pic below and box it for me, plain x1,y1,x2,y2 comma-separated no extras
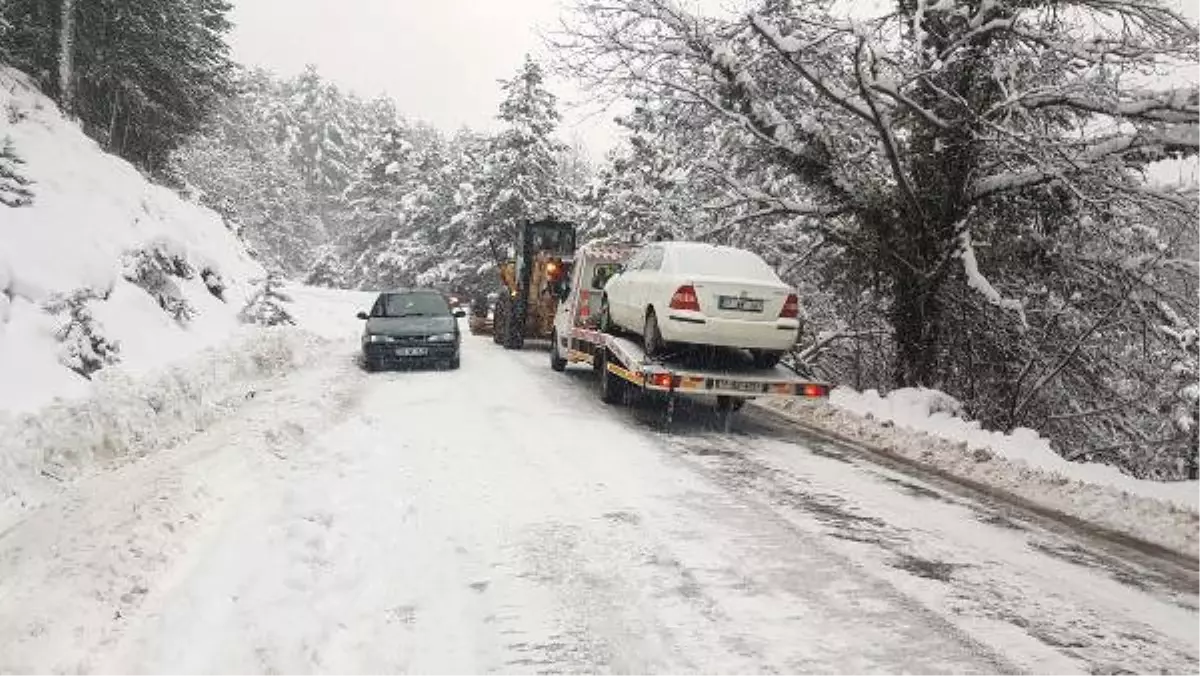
718,296,764,312
395,347,428,357
715,379,762,393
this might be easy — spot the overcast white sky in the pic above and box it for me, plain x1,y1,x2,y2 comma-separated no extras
228,0,1198,180
227,0,622,157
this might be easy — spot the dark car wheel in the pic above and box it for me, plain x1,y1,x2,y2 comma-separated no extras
363,356,382,373
448,355,461,370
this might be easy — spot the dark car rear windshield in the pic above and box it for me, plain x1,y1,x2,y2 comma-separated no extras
371,292,450,318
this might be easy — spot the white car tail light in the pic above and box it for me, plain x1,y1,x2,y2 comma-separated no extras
669,285,701,311
780,293,799,319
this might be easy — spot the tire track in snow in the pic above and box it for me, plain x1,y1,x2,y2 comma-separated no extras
503,342,1198,674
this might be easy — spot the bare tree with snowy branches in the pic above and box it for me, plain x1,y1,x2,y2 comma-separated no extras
557,0,1199,476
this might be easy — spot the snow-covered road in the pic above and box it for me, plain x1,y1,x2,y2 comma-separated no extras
0,327,1195,674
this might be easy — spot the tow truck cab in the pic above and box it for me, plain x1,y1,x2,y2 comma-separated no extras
552,240,638,361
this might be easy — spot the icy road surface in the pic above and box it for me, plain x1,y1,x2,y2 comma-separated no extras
0,330,1196,674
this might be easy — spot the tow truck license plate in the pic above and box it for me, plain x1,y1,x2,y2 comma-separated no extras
718,296,764,312
715,379,762,393
396,347,428,357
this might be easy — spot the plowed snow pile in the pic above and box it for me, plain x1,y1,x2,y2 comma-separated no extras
0,66,263,413
756,391,1199,557
0,65,296,528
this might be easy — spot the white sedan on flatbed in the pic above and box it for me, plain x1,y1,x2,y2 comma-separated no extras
600,241,800,368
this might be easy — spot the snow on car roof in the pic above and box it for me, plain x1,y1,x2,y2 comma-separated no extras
579,239,638,262
662,242,780,281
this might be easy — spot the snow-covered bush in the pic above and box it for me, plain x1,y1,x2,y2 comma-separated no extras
305,246,345,288
42,288,121,379
0,136,33,208
239,274,295,326
200,265,226,301
121,239,196,325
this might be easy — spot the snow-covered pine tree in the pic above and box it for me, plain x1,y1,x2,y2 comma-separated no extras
0,136,34,208
239,274,295,326
470,56,570,250
1,0,235,172
170,67,325,275
305,245,346,288
285,66,354,196
121,240,196,325
43,288,121,379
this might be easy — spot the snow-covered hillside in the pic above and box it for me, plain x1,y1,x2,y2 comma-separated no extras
0,66,264,412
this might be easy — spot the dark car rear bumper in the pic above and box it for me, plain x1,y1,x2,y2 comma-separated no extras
363,342,459,368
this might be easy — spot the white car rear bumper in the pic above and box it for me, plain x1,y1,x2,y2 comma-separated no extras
660,311,799,351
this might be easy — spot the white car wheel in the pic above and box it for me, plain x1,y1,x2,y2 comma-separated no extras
644,309,665,357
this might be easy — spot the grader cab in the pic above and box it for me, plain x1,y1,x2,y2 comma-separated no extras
492,218,576,350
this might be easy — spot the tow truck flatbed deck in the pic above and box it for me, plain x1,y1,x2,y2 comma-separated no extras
566,327,830,400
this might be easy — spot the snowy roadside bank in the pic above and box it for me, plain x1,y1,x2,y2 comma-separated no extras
753,396,1199,558
0,326,341,533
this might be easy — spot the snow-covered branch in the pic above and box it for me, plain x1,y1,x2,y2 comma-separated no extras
748,13,875,123
971,127,1200,201
796,328,890,364
956,229,1027,328
995,87,1199,125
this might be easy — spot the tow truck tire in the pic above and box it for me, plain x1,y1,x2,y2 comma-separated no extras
598,349,624,405
550,330,567,372
751,350,783,369
716,395,746,412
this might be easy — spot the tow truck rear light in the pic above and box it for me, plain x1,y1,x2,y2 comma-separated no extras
650,373,678,389
780,293,800,319
802,383,828,397
669,285,700,311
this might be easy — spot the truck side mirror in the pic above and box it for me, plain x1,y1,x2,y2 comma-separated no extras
356,311,369,320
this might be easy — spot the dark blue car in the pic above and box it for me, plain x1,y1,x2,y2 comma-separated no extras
357,289,466,371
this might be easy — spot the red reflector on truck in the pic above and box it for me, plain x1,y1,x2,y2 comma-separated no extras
802,384,827,397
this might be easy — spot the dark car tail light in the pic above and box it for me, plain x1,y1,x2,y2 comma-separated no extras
780,293,800,319
669,285,701,311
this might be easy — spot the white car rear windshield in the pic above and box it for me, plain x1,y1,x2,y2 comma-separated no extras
670,246,779,281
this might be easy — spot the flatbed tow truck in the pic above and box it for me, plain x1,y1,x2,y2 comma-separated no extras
548,239,831,430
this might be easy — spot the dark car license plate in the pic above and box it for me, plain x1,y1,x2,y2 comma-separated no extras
714,379,762,393
718,296,764,312
395,347,429,357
